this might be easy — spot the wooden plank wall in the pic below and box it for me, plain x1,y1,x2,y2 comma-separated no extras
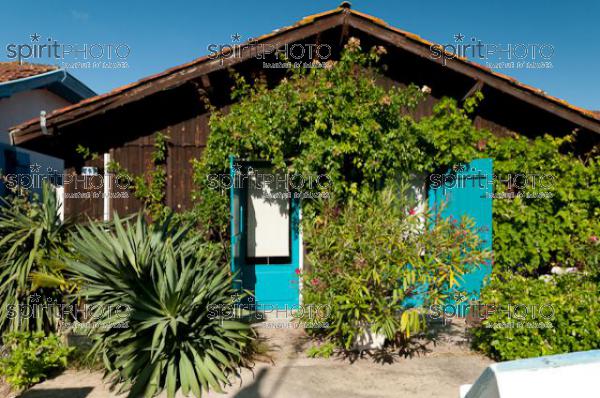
107,112,209,218
63,158,104,221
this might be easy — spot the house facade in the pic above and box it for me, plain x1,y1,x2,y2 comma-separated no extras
0,62,96,198
8,5,600,309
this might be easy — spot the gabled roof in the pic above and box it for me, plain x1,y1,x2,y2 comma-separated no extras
0,62,57,82
0,62,96,103
9,4,600,145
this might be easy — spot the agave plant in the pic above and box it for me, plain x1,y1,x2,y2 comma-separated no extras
68,214,253,398
0,182,75,333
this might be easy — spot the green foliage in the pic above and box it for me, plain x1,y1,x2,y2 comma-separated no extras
185,39,600,359
67,214,254,398
301,187,490,351
471,272,600,361
75,144,99,161
306,342,336,358
0,182,76,333
109,132,171,222
0,332,73,389
193,40,487,238
192,39,599,278
487,134,600,276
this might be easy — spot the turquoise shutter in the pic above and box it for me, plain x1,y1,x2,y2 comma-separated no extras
428,158,493,305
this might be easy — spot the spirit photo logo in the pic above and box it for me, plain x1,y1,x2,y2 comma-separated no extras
207,33,332,66
428,163,555,198
5,33,131,69
430,33,554,69
207,166,331,195
0,163,133,199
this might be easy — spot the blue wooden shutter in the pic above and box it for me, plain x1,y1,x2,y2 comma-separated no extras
428,158,493,304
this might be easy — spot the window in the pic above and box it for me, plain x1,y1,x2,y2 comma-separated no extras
246,168,291,263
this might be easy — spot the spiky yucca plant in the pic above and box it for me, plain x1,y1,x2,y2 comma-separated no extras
0,182,75,333
68,214,253,398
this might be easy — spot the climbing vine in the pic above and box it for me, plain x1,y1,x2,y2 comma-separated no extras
487,134,600,275
192,40,488,239
191,38,599,278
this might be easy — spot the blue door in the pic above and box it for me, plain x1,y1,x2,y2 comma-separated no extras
428,158,493,306
230,157,300,311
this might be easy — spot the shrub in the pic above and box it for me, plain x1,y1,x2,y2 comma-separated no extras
488,135,600,276
470,272,600,361
0,331,73,389
0,182,76,334
301,188,490,351
67,214,254,398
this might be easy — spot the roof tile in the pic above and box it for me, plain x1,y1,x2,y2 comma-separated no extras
0,62,57,83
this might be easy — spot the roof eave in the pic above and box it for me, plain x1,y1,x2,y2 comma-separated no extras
10,6,600,144
0,69,96,101
11,9,348,144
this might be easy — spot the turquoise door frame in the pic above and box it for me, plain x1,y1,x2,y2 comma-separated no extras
230,156,300,311
428,158,493,307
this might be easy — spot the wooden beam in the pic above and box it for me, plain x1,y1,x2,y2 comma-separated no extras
462,80,484,102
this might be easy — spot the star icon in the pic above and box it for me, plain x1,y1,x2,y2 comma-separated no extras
231,33,242,42
30,293,41,303
232,163,242,174
30,163,41,173
30,33,41,42
454,32,465,42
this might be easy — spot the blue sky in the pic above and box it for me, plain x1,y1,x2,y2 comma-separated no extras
2,0,599,110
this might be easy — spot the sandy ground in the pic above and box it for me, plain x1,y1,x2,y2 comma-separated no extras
14,320,493,398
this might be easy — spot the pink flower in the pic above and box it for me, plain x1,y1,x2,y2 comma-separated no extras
408,208,417,215
295,268,301,275
590,235,599,243
310,278,320,287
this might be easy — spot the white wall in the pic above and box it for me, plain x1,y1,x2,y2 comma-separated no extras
0,88,68,196
0,89,71,143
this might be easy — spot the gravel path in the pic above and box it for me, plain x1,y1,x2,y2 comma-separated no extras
15,321,493,398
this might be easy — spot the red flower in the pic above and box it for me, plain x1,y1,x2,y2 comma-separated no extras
295,268,301,275
408,208,417,215
310,278,320,286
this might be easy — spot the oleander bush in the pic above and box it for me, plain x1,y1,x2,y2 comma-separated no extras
301,188,490,352
0,331,73,389
67,214,254,398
